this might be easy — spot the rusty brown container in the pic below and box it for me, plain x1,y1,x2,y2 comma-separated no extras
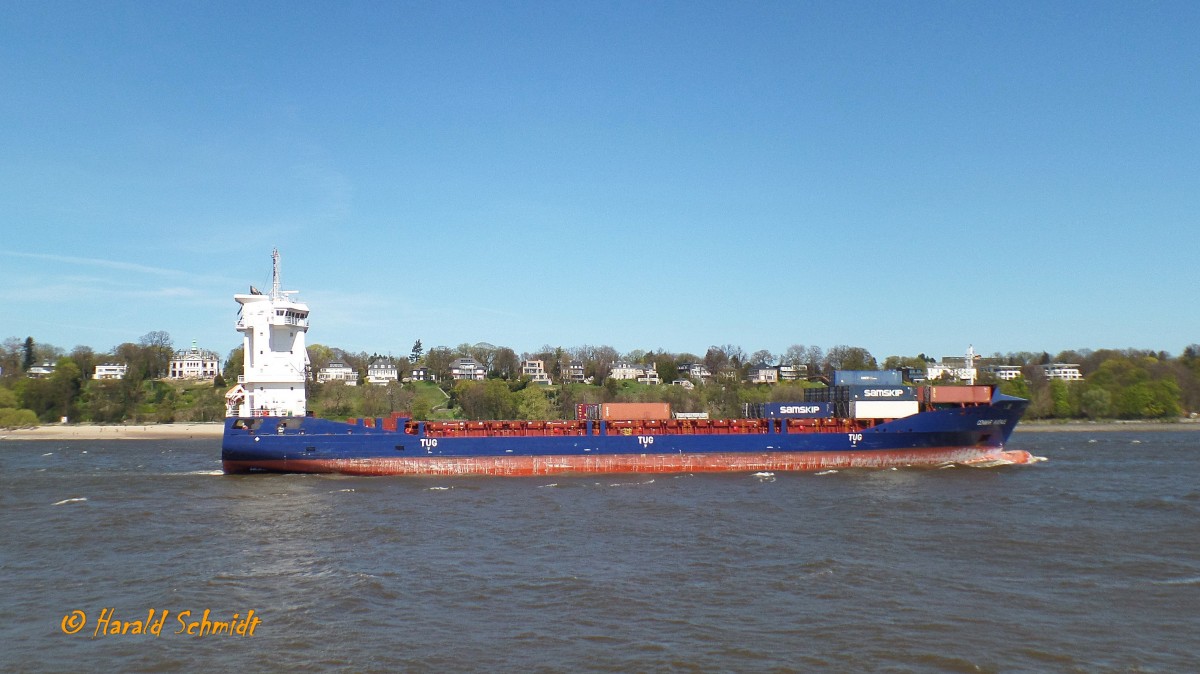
928,386,993,404
601,402,672,420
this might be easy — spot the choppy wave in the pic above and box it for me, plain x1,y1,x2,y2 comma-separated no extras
5,434,1200,673
1152,576,1200,586
606,478,656,487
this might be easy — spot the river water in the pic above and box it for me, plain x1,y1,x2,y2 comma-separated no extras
1,430,1197,672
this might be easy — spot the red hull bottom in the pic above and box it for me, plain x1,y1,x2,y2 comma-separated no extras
223,448,1035,477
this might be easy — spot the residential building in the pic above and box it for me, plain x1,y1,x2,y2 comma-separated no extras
27,361,55,378
671,379,695,390
1043,363,1084,381
521,360,553,385
609,361,659,384
410,366,435,382
746,363,779,384
93,363,128,380
450,357,487,381
317,361,359,385
778,364,807,382
609,361,643,381
982,364,1023,381
366,358,399,386
678,363,713,382
637,365,661,385
565,360,588,383
168,344,221,380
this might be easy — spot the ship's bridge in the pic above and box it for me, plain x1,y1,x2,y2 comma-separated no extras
270,307,309,327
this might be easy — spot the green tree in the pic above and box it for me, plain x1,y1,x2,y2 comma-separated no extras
1048,379,1073,418
515,386,553,420
410,339,424,364
139,331,174,379
81,380,131,423
70,346,97,380
316,381,356,418
223,347,244,383
824,345,877,374
411,396,432,420
0,408,39,428
492,347,520,379
22,337,35,372
455,380,490,419
425,346,456,383
1079,387,1112,419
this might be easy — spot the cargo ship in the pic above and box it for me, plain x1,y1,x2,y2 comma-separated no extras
222,252,1033,476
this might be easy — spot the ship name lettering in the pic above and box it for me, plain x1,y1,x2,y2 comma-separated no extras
637,436,654,447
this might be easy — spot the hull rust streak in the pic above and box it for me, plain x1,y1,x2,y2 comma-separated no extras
223,442,1035,477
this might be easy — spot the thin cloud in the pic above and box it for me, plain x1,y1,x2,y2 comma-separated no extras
0,249,241,287
0,250,187,277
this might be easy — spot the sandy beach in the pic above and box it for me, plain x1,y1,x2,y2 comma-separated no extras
0,423,225,441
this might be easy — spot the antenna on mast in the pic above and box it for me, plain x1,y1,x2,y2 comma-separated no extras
271,248,282,301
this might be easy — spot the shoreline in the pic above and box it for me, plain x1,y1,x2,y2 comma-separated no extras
2,419,1199,441
1015,419,1200,433
0,423,225,441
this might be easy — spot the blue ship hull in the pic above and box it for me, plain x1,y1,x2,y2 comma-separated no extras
222,394,1030,476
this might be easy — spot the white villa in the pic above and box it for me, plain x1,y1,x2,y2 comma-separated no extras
317,361,359,385
678,363,713,382
27,361,56,378
982,364,1023,381
93,363,128,380
366,358,399,385
169,344,221,380
1043,363,1084,381
778,364,807,381
609,361,660,385
450,357,487,381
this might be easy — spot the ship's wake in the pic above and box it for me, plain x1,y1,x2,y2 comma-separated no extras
956,450,1047,468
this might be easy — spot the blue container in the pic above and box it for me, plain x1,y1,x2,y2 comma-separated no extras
833,370,903,386
762,402,834,418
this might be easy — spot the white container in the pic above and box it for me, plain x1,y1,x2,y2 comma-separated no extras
850,400,919,420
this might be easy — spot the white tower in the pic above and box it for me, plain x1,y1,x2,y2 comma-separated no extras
226,249,310,417
964,344,977,386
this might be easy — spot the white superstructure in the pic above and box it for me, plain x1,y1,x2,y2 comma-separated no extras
225,249,310,417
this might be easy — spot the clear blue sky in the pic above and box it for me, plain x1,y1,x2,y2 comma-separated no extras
2,1,1196,363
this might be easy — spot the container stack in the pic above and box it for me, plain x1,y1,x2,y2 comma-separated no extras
805,371,918,419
